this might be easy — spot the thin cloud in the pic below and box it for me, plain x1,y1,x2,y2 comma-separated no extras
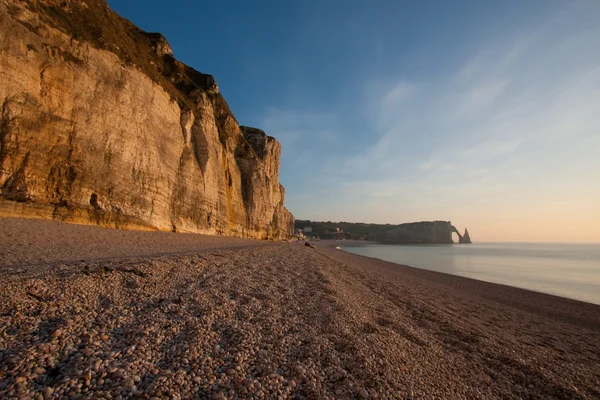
451,78,510,118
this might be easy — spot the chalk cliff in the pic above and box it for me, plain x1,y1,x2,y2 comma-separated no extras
369,221,472,244
0,0,293,239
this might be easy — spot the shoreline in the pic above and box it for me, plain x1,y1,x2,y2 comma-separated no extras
1,218,599,398
324,239,600,307
317,242,600,330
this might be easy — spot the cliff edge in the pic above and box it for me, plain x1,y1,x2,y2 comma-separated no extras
0,0,294,239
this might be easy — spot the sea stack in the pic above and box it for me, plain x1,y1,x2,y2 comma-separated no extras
460,228,472,244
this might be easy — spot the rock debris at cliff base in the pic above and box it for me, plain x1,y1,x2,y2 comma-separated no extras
1,218,599,399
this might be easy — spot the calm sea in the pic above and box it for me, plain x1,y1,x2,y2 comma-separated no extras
341,243,600,305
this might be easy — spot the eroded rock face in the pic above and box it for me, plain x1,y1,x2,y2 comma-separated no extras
0,0,293,239
369,221,471,244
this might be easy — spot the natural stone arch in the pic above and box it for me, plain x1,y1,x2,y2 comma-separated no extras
451,231,461,243
451,225,463,243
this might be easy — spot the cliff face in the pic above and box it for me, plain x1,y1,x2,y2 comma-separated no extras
369,221,471,244
0,0,294,238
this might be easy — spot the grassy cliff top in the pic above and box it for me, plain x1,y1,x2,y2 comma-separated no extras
12,0,231,114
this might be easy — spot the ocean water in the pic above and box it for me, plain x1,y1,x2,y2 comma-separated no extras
341,243,600,305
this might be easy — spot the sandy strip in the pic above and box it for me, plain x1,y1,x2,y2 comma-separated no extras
0,218,599,399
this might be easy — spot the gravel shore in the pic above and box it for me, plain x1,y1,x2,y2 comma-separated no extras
1,218,599,399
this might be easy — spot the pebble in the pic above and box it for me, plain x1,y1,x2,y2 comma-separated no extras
0,235,594,400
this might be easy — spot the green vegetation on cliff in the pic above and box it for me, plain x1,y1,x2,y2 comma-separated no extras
295,220,395,240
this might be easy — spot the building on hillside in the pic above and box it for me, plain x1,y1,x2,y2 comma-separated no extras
303,227,312,233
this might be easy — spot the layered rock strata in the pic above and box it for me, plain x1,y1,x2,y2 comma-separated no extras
0,0,293,239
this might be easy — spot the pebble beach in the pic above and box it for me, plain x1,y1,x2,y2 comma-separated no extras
1,218,599,399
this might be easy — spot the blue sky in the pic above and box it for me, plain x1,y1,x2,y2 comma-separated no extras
107,0,600,241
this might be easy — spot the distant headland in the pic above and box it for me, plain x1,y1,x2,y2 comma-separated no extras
295,220,472,244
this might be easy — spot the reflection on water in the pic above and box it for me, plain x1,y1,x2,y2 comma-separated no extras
342,243,600,305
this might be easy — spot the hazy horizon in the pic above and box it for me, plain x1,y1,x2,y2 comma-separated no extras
107,0,600,243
